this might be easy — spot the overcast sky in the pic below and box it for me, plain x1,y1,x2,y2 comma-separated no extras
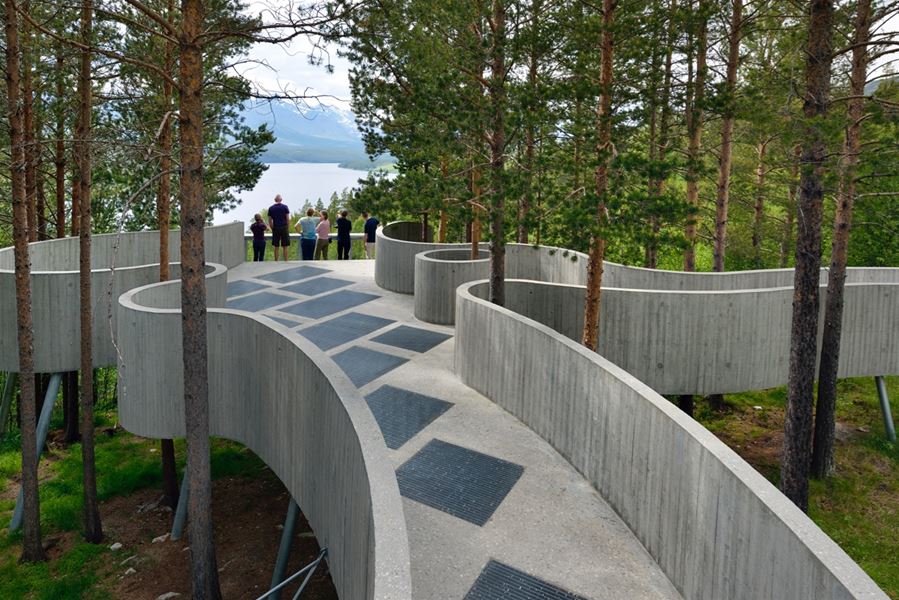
239,2,354,110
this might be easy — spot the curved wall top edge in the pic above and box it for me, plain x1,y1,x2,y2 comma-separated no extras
118,275,413,600
0,222,244,273
378,220,899,292
455,279,888,600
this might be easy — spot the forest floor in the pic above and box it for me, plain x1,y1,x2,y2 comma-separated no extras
692,375,899,599
0,378,896,598
0,413,337,600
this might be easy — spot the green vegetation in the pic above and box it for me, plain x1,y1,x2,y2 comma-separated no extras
0,407,266,599
694,377,899,597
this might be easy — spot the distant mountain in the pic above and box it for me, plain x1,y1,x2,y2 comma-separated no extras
241,101,393,168
864,75,899,95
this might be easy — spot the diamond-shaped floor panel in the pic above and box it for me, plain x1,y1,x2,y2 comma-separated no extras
332,346,408,387
464,560,588,600
371,325,452,353
227,280,269,298
300,312,394,351
225,291,296,313
280,276,354,296
280,290,380,319
365,385,453,449
255,265,330,284
396,439,524,526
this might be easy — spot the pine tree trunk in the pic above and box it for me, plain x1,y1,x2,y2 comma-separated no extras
63,372,80,443
646,0,676,270
780,144,800,267
158,2,179,509
581,0,615,352
488,0,506,307
77,0,102,544
180,0,222,595
684,0,707,272
781,0,834,512
712,0,742,273
518,0,540,245
751,140,768,268
5,0,46,563
811,0,870,479
21,0,36,243
55,47,66,239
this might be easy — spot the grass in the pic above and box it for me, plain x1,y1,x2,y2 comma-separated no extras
0,408,267,599
692,376,899,598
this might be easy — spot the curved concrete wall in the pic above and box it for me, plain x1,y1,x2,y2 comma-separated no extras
0,223,244,373
380,222,899,394
375,221,489,294
414,249,489,324
455,281,888,600
486,279,899,395
117,273,413,600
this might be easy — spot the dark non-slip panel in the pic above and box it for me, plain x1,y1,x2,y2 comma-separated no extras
280,276,355,296
365,385,453,449
280,290,380,320
464,560,589,600
371,325,452,353
396,439,524,527
255,265,330,284
299,312,395,351
226,279,270,298
332,346,409,388
225,291,296,313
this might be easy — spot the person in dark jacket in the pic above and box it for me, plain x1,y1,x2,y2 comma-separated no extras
250,214,267,261
336,210,352,260
362,212,379,259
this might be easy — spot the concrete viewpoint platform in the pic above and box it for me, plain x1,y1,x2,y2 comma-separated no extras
1,222,891,599
226,259,681,599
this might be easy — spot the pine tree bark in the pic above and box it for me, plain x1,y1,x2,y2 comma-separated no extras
488,0,506,306
55,46,66,239
645,0,676,270
21,0,36,243
811,0,871,479
63,371,79,443
518,0,540,245
180,0,222,596
5,0,46,563
581,0,615,352
683,0,708,272
712,0,743,273
158,0,179,510
780,144,800,267
751,139,768,267
77,0,102,544
781,0,834,512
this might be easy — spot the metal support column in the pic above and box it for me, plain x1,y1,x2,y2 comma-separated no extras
875,376,896,443
0,373,17,443
10,373,62,532
269,498,300,600
170,461,190,541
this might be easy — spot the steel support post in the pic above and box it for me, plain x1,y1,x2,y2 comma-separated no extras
10,373,62,532
269,498,300,600
0,373,17,443
170,461,190,541
875,376,896,443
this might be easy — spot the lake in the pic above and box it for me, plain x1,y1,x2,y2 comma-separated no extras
212,163,371,229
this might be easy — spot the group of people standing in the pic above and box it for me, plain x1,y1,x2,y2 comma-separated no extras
249,194,380,262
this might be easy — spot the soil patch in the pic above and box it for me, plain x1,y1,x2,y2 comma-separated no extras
102,469,337,599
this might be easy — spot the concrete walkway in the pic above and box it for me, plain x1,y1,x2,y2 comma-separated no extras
227,259,681,600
